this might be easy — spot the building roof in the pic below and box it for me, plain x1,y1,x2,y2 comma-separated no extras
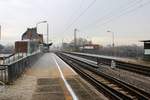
22,27,43,43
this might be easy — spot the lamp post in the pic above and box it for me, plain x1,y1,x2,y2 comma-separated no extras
74,28,77,51
0,25,1,40
46,23,49,44
107,30,116,69
107,30,115,56
36,21,49,44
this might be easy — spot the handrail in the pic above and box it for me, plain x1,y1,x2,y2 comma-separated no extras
0,53,15,60
0,51,43,84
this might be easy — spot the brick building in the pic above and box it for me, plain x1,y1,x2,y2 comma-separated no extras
22,28,43,44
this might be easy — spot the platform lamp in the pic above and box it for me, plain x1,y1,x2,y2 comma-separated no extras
36,21,49,44
107,30,115,56
107,30,116,69
0,25,1,40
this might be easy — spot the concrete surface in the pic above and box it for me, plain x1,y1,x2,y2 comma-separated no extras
0,53,107,100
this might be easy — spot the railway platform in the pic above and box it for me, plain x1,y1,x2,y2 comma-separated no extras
69,52,150,67
0,53,107,100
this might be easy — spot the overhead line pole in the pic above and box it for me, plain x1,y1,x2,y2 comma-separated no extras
81,0,149,30
107,30,115,56
74,28,77,51
62,0,96,34
36,21,48,44
47,23,49,44
0,25,1,40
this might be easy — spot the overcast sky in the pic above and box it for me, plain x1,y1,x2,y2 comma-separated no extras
0,0,150,46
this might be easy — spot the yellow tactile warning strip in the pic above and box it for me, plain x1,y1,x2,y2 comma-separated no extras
32,78,66,100
53,53,107,100
59,78,73,100
52,55,78,100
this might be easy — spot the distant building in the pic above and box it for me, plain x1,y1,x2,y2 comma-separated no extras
141,40,150,60
62,43,74,51
15,40,39,54
80,44,102,53
15,27,44,54
80,44,100,50
22,28,43,44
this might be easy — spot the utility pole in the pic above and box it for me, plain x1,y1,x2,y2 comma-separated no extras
36,21,50,52
36,21,48,43
62,39,64,51
47,23,49,44
0,25,1,40
107,30,116,69
74,28,77,51
107,30,115,56
112,31,115,56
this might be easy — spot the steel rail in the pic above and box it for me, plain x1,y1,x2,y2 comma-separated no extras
56,52,150,100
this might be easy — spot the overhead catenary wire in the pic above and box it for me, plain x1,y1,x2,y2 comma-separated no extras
81,0,148,30
95,0,150,29
62,0,96,34
81,0,141,29
62,0,150,43
64,0,84,29
74,0,150,44
63,0,141,40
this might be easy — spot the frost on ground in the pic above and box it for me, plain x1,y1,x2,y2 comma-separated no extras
0,75,37,100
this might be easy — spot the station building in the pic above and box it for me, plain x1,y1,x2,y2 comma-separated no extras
22,28,43,44
15,28,44,54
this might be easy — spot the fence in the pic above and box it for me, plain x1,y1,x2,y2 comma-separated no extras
0,52,43,84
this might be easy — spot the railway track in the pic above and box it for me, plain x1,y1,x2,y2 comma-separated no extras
56,52,150,100
64,52,150,76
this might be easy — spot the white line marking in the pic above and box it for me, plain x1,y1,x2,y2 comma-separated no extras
52,55,78,100
54,54,77,74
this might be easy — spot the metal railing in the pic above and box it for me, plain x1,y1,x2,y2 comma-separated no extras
0,52,43,84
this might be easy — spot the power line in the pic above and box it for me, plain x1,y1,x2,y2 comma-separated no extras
81,0,146,30
62,0,96,34
95,0,150,28
64,0,84,29
74,0,150,43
